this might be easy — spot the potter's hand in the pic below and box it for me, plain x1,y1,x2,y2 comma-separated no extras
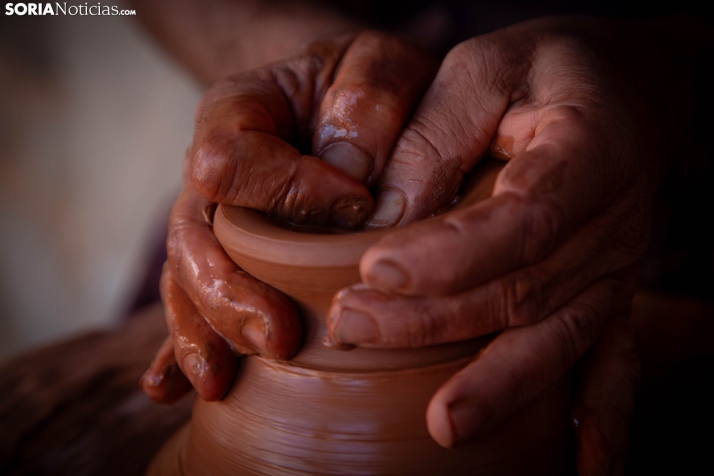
142,186,301,402
188,31,437,225
142,31,438,403
327,16,692,472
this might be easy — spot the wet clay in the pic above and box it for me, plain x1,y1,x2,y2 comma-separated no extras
147,158,571,475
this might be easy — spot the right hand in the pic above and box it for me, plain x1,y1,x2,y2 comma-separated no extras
141,31,438,403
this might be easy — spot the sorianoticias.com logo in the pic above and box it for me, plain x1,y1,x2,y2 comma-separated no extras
5,2,136,15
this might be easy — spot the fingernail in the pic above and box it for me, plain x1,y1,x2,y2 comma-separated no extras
202,202,217,226
320,142,373,183
322,335,356,351
448,398,486,446
365,188,406,228
182,353,204,384
140,368,163,387
331,195,371,229
366,260,409,291
241,319,270,355
333,308,379,344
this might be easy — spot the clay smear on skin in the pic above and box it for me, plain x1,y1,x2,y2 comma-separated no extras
147,158,571,475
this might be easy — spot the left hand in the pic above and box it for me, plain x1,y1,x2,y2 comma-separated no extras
325,16,680,473
141,31,439,403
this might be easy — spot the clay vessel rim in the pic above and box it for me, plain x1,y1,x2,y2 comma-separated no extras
261,354,476,377
215,205,392,267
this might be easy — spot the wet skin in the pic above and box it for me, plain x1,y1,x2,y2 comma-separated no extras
141,17,707,476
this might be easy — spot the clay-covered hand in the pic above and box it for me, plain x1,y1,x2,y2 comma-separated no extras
327,17,681,472
141,186,301,403
142,31,438,403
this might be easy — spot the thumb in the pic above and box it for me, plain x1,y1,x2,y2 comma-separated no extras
190,42,374,229
367,36,527,227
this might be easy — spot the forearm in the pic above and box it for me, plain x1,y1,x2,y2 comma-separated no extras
127,0,365,85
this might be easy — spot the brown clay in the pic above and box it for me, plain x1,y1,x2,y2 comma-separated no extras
148,158,571,475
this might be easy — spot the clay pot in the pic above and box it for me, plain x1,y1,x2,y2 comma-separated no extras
148,160,571,475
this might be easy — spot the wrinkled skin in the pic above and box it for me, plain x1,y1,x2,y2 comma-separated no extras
141,31,438,401
140,17,699,475
327,20,660,473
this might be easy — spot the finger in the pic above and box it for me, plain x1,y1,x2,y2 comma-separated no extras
368,31,640,240
162,266,237,402
425,277,622,448
361,107,643,294
140,336,193,405
335,207,643,350
167,187,302,360
365,36,524,227
329,252,637,350
572,316,640,476
327,284,492,348
332,230,637,347
313,31,437,184
190,38,373,228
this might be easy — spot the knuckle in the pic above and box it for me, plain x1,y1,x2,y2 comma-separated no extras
203,282,233,313
402,89,478,154
269,63,319,128
165,227,182,263
253,165,299,218
354,30,391,45
295,38,342,66
443,40,473,66
497,272,544,328
165,230,189,277
190,131,239,203
519,197,564,264
541,104,586,125
405,302,441,348
262,172,293,215
290,39,346,100
393,121,465,196
165,213,198,272
328,82,405,125
553,303,600,366
443,37,514,94
194,81,230,124
397,121,444,163
352,31,394,55
270,179,322,223
495,278,518,328
269,64,302,103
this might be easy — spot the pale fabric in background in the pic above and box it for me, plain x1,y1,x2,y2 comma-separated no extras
0,13,202,357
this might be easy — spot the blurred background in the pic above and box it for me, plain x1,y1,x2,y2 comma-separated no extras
0,6,202,358
0,2,712,475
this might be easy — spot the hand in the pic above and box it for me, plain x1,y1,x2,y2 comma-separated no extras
141,186,301,403
141,31,438,403
326,17,680,472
